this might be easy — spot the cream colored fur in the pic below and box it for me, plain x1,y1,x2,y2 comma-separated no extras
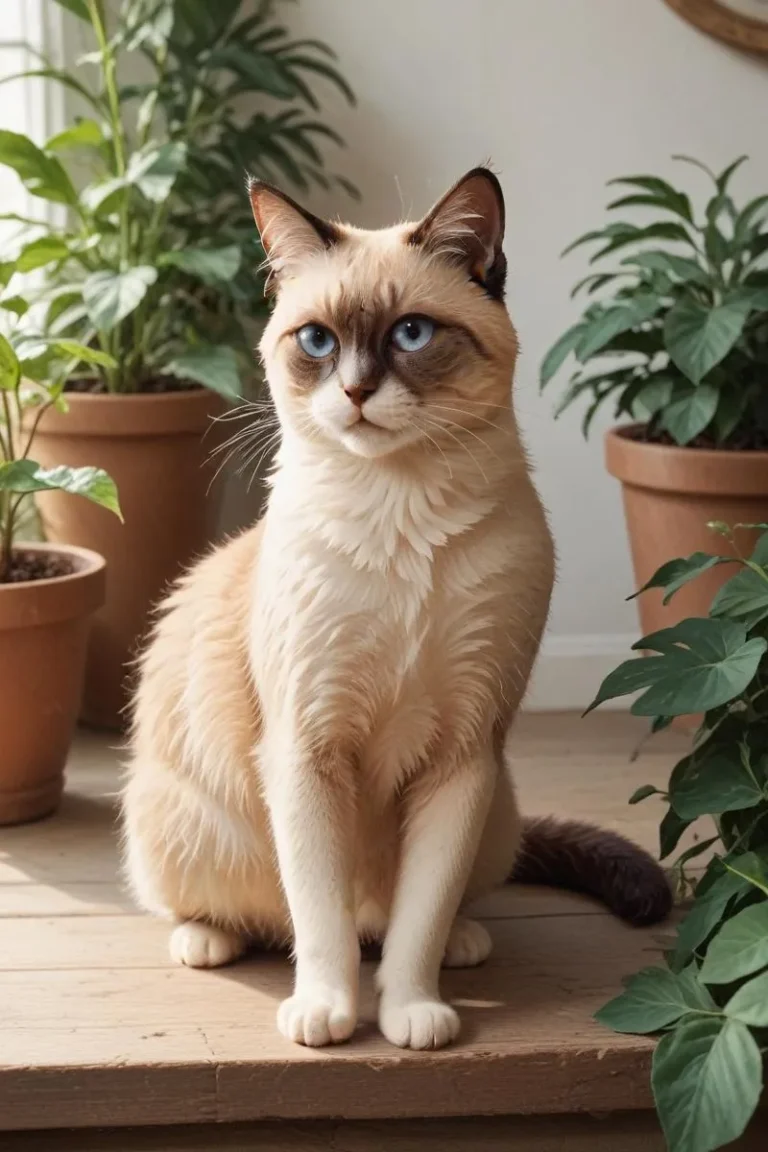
123,171,555,1052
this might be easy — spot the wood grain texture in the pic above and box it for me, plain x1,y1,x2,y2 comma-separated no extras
0,713,701,1133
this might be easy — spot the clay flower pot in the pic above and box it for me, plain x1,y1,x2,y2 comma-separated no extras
0,543,105,825
29,390,224,730
606,425,768,636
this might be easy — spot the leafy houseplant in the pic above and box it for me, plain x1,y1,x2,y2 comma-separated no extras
1,0,355,727
0,308,120,824
589,525,768,1152
540,157,768,643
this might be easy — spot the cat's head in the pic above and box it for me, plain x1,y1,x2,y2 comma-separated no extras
250,168,517,460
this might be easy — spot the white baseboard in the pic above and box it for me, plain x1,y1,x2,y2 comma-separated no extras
524,633,639,712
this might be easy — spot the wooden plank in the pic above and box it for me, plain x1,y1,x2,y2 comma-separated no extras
3,1115,768,1152
0,882,134,918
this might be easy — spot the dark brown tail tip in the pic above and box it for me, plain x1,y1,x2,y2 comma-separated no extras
510,816,673,927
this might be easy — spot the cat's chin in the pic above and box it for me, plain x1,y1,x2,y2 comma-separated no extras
337,422,422,459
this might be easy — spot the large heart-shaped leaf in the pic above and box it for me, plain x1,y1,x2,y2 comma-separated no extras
0,333,21,392
127,142,187,203
164,345,241,400
700,903,768,983
670,748,765,820
46,119,104,153
159,245,242,285
724,971,768,1027
672,866,751,968
664,296,752,384
83,267,158,330
16,236,71,273
661,382,719,445
0,129,77,206
0,461,121,519
711,567,768,629
596,966,715,1034
652,1018,761,1152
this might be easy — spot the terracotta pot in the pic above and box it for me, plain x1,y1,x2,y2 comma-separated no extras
30,390,224,730
605,425,768,635
0,543,105,825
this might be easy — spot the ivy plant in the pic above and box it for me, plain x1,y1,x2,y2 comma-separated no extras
540,157,768,447
0,275,121,581
0,0,355,397
589,523,768,1152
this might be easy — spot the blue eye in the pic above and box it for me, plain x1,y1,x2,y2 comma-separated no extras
297,324,337,358
391,316,435,352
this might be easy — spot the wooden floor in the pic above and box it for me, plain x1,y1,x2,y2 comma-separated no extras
0,712,761,1149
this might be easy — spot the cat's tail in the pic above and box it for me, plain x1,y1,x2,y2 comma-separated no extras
510,816,672,927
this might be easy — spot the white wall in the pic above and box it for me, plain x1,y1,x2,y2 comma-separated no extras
280,0,768,706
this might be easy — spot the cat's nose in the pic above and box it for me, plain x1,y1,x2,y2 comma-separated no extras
343,381,378,408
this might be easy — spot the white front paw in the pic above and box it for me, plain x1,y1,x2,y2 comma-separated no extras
379,996,460,1050
277,986,357,1047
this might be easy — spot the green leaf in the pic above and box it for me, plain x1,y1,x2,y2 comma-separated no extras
711,568,768,629
652,1018,761,1152
631,376,674,421
0,129,77,206
629,784,663,804
46,119,104,153
621,250,708,285
208,44,299,98
83,267,158,330
660,807,693,860
671,748,764,820
164,345,241,400
159,245,242,285
540,323,585,386
126,142,187,204
584,654,666,714
724,971,768,1026
44,340,116,369
575,295,661,361
0,461,121,519
662,383,719,446
590,221,693,263
596,966,716,1034
16,236,70,272
716,155,748,194
664,296,752,385
723,852,768,898
80,176,128,215
673,866,751,967
0,333,21,392
631,552,727,605
51,0,89,18
700,903,768,983
608,175,693,221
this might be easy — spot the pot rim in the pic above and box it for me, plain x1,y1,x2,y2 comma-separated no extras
0,542,106,630
605,423,768,496
26,386,227,437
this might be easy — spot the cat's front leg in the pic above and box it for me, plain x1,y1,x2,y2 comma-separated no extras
261,734,360,1047
376,745,496,1050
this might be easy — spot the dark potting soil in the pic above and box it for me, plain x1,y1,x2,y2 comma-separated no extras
65,376,201,395
628,425,768,452
2,550,74,584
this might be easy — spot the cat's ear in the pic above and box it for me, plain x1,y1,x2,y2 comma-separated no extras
248,178,340,293
410,167,506,299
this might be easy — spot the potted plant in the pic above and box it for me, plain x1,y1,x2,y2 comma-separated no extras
1,0,355,727
0,303,120,824
587,523,768,1152
540,156,768,640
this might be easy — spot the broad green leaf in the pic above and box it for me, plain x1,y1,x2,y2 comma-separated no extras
700,903,768,983
664,296,752,385
80,176,128,214
46,119,104,153
660,807,693,860
723,852,768,898
711,568,768,629
631,375,674,420
540,323,585,386
629,784,663,804
661,382,719,445
671,749,764,820
126,142,187,203
672,867,750,968
51,0,89,18
576,295,661,361
164,345,241,400
584,654,666,714
16,236,70,272
724,971,768,1026
0,129,77,206
631,552,727,605
45,340,116,369
590,221,693,263
622,250,708,284
652,1018,761,1152
0,333,21,392
159,245,242,285
83,267,158,330
607,175,693,221
596,966,716,1034
0,461,121,519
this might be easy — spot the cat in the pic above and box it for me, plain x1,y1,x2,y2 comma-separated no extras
122,167,671,1052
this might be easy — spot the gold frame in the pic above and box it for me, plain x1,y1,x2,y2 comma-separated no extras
663,0,768,53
